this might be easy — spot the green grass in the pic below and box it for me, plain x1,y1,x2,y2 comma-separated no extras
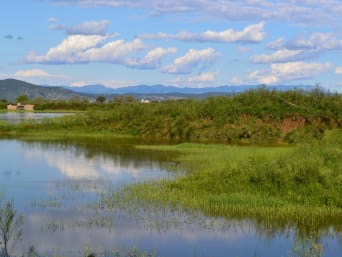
2,129,137,140
105,130,342,234
0,120,8,125
2,88,342,144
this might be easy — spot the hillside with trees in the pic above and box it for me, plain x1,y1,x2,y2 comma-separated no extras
0,79,91,101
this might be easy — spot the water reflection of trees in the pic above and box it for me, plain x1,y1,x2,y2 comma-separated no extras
20,137,180,173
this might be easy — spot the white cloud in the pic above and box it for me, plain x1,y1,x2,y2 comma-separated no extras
255,32,342,64
6,69,69,86
70,81,90,87
229,77,243,85
49,20,111,35
26,34,149,66
26,34,115,64
14,69,67,80
79,38,146,63
25,34,176,70
125,47,177,69
249,61,331,84
267,37,284,49
286,32,342,51
187,72,217,83
250,49,305,63
336,67,342,74
258,74,279,85
139,23,265,44
49,0,342,27
171,72,217,87
15,69,51,77
48,17,58,23
163,48,219,74
71,80,136,88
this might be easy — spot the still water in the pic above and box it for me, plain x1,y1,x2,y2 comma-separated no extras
0,138,341,257
0,112,71,124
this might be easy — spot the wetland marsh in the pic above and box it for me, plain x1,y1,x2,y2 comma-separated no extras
1,90,342,256
1,137,342,257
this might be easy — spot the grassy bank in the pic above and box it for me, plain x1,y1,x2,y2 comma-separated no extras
102,130,342,233
1,88,341,144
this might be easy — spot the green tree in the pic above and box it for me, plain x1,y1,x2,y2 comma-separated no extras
96,95,106,103
0,99,7,110
16,95,29,104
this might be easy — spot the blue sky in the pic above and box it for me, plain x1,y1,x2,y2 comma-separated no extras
1,0,342,91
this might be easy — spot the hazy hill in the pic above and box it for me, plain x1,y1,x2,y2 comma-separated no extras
0,78,319,103
65,84,316,95
0,79,91,101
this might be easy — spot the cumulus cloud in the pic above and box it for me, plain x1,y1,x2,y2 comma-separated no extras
250,49,306,63
139,23,265,44
49,20,111,35
26,34,148,65
336,67,342,74
286,32,342,51
25,34,176,70
125,47,177,69
253,32,342,65
163,48,219,74
249,61,331,84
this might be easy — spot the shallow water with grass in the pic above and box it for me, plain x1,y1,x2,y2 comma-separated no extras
1,138,342,257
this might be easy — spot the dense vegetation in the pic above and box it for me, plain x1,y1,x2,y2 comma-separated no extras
1,88,342,144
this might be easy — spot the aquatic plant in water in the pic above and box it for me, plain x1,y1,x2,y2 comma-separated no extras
0,200,23,257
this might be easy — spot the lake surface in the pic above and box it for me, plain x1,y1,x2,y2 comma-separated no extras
0,138,341,257
0,112,72,124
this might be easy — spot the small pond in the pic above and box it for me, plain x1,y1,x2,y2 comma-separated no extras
0,138,341,257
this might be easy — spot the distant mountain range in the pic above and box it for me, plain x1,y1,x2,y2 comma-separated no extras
0,79,92,101
0,78,320,102
64,84,316,95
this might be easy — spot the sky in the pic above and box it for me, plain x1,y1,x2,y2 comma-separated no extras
1,0,342,91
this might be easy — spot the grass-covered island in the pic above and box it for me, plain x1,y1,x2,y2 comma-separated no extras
1,87,342,235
